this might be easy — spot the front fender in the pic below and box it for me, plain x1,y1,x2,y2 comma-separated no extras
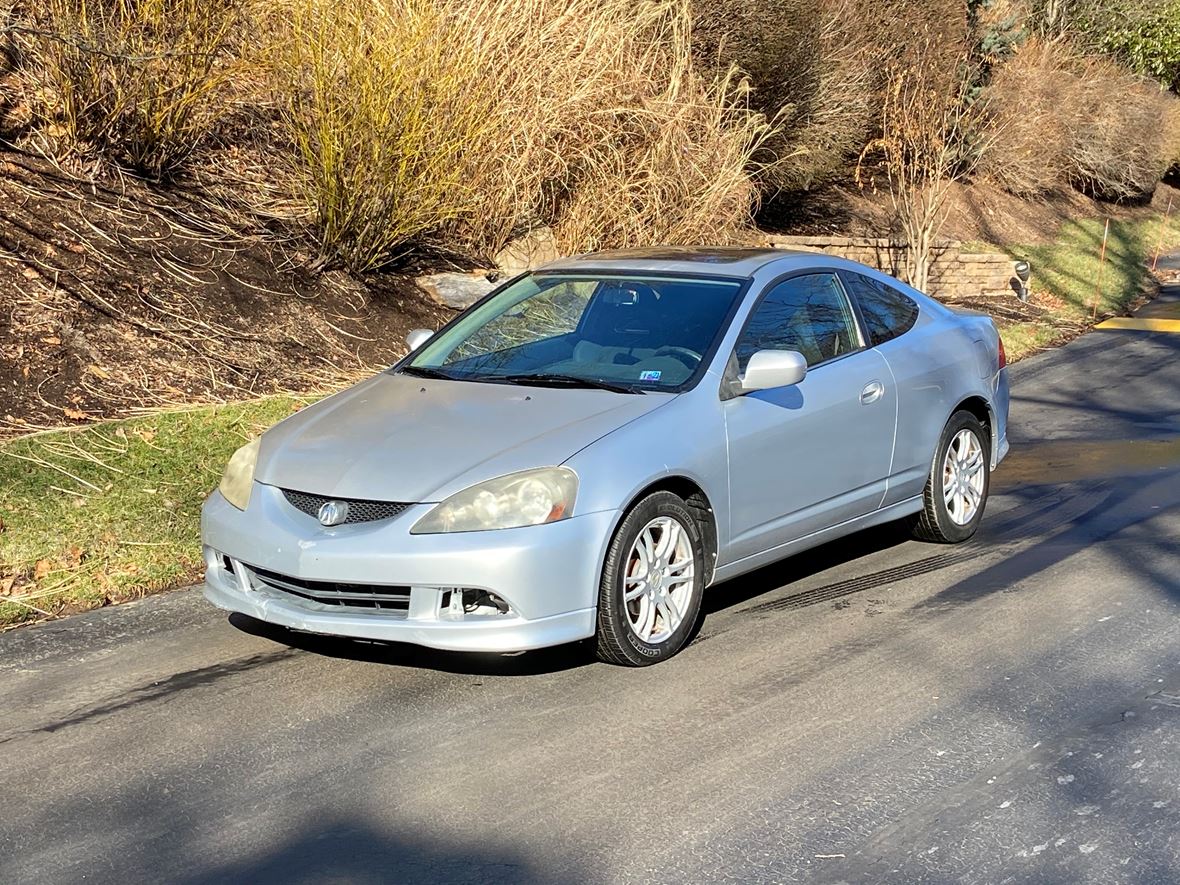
564,387,731,562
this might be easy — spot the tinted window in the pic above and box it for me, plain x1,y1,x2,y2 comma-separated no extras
842,271,919,345
451,279,595,363
405,273,744,391
734,273,860,372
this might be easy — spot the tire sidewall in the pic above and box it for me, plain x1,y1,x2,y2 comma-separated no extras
930,411,991,542
599,492,705,666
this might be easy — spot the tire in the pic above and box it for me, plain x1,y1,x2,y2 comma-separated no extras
910,410,991,544
595,491,706,666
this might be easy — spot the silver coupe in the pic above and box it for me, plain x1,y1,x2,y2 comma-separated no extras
202,247,1010,665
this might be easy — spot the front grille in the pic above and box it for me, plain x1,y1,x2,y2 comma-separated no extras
250,566,411,612
281,488,411,524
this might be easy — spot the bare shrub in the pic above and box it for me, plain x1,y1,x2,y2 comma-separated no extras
281,0,771,270
1167,101,1180,175
768,2,881,194
982,37,1178,201
693,0,975,196
693,0,882,193
857,30,990,292
979,39,1073,196
693,0,877,194
28,0,240,177
1068,54,1177,201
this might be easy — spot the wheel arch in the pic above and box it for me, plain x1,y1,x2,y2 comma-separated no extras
950,395,998,465
621,477,719,587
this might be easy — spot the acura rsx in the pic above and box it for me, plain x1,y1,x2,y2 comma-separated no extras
202,246,1009,665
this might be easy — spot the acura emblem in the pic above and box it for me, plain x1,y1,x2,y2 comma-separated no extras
317,500,349,527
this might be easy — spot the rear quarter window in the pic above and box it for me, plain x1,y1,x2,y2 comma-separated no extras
841,271,919,345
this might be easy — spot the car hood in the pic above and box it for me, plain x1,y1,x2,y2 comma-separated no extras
254,372,673,502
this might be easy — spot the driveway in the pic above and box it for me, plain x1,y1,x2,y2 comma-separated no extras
3,276,1180,884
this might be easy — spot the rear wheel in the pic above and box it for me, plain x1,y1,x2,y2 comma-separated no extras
911,410,990,543
595,491,704,666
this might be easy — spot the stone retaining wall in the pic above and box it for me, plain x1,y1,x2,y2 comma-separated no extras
765,235,1016,302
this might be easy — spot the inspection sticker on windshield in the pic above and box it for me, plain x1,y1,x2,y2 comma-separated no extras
639,370,662,381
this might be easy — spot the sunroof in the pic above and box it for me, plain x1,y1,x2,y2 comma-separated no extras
577,246,782,264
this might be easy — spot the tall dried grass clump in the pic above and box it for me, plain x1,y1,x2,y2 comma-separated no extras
553,55,767,252
281,0,771,270
982,38,1178,201
30,0,241,177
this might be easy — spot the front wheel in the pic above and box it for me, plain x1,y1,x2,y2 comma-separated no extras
595,491,705,666
911,410,991,543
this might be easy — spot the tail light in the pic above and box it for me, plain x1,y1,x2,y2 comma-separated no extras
997,335,1007,370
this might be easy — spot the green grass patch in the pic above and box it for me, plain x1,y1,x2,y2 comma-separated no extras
994,321,1071,361
1017,215,1180,318
983,212,1180,361
0,395,314,628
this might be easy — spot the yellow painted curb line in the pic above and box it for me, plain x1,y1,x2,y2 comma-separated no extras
1095,317,1180,333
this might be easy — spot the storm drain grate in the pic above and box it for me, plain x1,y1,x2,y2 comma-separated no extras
741,483,1112,615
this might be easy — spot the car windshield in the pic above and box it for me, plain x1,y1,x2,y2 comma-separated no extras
400,273,745,392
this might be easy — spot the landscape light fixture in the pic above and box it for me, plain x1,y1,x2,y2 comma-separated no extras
1014,259,1031,302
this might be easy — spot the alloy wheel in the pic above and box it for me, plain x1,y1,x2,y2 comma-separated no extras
623,516,696,644
942,428,986,526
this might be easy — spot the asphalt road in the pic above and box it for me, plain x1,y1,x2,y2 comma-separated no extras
4,275,1180,884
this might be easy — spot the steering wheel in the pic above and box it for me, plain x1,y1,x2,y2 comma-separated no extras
653,346,702,369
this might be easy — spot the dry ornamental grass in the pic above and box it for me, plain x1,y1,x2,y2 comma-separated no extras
29,0,241,177
279,0,772,270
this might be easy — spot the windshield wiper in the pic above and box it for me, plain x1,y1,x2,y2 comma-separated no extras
400,365,458,381
497,373,644,395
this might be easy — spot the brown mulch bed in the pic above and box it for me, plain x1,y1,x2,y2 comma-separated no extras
0,149,453,438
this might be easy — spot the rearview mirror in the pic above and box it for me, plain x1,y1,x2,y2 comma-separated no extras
405,328,433,351
741,350,807,392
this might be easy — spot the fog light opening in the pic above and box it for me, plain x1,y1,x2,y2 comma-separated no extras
441,588,512,619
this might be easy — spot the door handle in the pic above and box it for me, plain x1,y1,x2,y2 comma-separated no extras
860,381,885,405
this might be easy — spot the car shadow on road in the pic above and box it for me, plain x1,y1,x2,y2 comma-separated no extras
228,612,597,676
175,816,589,885
700,521,915,616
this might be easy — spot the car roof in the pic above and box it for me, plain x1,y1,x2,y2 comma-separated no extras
540,246,821,278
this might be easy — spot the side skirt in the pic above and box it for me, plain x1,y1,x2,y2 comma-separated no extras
710,496,924,586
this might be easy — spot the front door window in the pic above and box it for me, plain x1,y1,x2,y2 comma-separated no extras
734,273,861,374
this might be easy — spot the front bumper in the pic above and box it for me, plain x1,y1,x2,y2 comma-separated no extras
201,485,614,652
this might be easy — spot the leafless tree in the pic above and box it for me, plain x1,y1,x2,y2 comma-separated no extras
856,34,992,293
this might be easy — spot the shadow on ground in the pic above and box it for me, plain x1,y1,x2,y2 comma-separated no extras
229,611,598,676
180,817,585,885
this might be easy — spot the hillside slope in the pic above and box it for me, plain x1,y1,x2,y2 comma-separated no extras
0,150,451,438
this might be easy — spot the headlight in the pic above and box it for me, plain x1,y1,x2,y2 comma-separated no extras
218,437,260,511
411,467,578,534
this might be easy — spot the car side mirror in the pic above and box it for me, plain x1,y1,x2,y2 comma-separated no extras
405,329,433,351
741,349,807,392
